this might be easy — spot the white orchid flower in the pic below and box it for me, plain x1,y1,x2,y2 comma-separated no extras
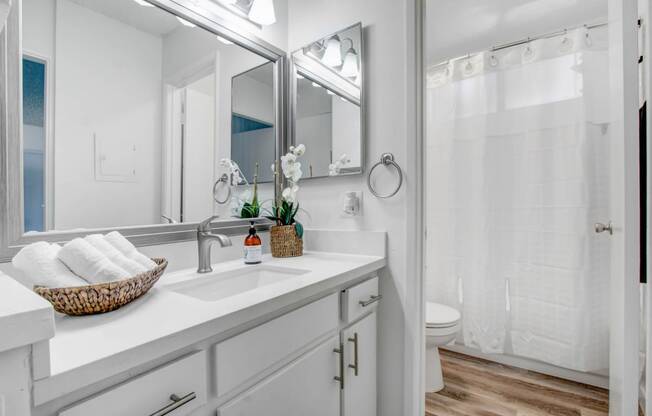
293,144,306,156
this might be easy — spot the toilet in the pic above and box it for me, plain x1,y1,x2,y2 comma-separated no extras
425,302,461,393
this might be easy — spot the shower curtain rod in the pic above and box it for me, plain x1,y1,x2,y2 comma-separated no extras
490,21,607,52
429,20,608,70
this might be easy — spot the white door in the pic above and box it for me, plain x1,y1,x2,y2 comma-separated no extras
183,81,216,223
607,0,640,414
342,311,377,416
218,335,341,416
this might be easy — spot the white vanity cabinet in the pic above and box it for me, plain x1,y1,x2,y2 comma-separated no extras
342,311,377,416
218,335,341,416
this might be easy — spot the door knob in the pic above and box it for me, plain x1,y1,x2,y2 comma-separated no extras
594,221,613,235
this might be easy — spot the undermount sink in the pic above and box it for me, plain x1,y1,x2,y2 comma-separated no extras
165,265,310,302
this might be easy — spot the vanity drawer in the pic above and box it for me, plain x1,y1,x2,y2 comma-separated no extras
59,351,207,416
342,276,380,323
215,293,339,397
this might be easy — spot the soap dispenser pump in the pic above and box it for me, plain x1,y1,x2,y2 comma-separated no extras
244,222,262,264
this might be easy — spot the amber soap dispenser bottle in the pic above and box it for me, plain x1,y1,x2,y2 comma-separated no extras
244,222,262,264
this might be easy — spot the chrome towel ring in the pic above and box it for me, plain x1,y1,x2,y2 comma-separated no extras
367,153,403,198
213,173,232,205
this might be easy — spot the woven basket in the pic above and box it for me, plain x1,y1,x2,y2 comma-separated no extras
270,225,303,258
33,258,168,316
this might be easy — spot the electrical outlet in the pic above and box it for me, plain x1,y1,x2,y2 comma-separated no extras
341,191,363,217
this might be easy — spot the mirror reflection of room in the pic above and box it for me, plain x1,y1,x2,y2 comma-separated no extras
292,23,363,178
21,0,276,232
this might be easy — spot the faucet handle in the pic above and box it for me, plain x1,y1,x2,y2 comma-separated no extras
198,215,220,232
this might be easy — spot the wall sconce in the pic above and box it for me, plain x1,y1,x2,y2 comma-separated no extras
303,35,359,79
217,0,276,26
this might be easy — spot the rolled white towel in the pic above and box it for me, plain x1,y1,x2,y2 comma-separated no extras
85,234,147,276
58,238,131,284
11,242,87,288
105,231,156,269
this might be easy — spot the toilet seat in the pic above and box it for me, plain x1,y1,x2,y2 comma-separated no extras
426,302,460,329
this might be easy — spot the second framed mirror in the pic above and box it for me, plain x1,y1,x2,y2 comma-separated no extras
290,22,364,179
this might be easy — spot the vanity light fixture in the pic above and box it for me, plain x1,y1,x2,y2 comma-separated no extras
217,35,234,45
132,0,154,6
322,35,343,67
248,0,276,26
340,46,359,78
176,16,196,27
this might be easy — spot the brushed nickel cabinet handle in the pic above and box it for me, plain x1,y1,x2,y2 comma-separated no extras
333,345,344,390
149,392,196,416
359,294,382,307
348,332,359,376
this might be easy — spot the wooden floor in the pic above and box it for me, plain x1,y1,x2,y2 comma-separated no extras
426,350,610,416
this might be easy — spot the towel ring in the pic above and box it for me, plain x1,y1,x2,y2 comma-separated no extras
213,174,232,205
367,153,403,199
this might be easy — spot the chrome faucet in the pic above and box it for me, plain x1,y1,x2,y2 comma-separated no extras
197,215,232,273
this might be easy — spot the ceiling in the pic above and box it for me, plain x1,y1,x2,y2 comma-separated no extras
68,0,181,37
426,0,607,64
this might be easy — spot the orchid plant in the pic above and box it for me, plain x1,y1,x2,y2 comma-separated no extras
328,153,351,176
265,144,306,238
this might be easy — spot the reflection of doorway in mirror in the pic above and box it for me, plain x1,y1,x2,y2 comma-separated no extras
162,72,217,225
22,56,47,233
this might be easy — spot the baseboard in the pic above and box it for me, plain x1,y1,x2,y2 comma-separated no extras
442,344,609,389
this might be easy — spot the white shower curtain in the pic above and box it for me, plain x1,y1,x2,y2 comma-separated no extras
426,27,611,372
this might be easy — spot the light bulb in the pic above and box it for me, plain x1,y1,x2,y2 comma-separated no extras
249,0,276,26
217,35,233,45
322,35,342,67
133,0,154,6
340,48,359,77
177,17,196,27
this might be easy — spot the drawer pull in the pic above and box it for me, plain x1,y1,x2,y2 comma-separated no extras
359,294,382,307
348,332,359,376
149,392,196,416
333,345,344,390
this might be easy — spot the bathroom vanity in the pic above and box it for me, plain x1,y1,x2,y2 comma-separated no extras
0,230,386,416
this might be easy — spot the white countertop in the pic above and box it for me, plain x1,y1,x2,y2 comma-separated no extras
33,250,385,405
0,271,54,353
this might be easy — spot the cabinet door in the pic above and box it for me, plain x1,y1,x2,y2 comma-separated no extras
218,335,340,416
343,311,377,416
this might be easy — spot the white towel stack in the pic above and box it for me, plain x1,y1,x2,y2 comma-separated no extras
57,238,131,284
11,232,156,288
11,242,87,288
84,234,147,276
105,231,156,269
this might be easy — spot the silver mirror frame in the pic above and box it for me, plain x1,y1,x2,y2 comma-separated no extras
0,0,286,261
288,22,365,179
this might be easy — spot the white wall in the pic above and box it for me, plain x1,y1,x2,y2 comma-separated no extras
331,97,361,167
52,0,163,230
287,1,414,415
232,73,274,124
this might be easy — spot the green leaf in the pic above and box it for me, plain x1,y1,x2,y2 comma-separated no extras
295,222,303,239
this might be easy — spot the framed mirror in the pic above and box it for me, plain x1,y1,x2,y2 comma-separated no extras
290,22,364,178
0,0,286,260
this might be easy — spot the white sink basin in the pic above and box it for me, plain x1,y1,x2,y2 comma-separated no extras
165,265,310,302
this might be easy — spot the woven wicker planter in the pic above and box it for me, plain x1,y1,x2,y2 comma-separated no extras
270,225,303,258
33,258,168,316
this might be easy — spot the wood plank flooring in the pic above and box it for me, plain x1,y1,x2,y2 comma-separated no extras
426,350,610,416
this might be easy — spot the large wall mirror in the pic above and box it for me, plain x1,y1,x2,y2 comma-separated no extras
1,0,286,258
290,23,363,178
